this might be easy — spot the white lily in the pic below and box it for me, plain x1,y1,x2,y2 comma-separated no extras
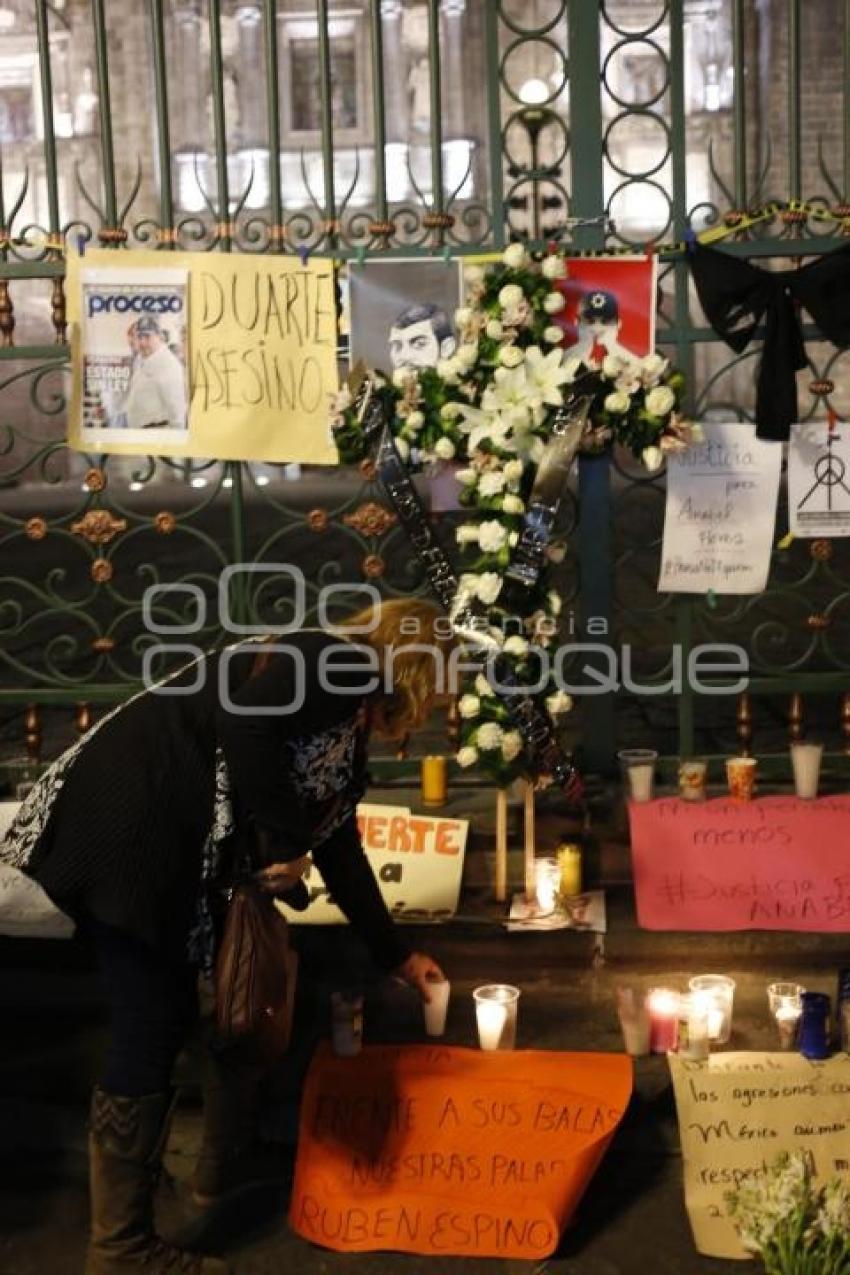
524,345,574,408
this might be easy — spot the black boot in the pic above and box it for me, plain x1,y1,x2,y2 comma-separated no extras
86,1086,228,1274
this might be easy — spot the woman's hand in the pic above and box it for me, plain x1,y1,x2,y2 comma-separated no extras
255,854,310,894
394,951,446,1003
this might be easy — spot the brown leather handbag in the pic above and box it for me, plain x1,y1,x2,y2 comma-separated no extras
214,882,298,1058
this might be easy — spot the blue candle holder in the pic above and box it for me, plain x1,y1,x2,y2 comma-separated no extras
798,991,831,1060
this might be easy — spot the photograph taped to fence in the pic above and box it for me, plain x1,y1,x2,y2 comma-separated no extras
556,253,658,362
67,249,340,464
347,256,464,379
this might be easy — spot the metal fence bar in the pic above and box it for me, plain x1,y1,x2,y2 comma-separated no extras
208,0,232,252
483,0,506,249
787,0,801,200
731,0,747,208
148,0,175,244
316,0,338,250
426,0,446,244
369,0,389,228
845,0,850,196
264,0,284,243
34,0,62,244
91,0,119,229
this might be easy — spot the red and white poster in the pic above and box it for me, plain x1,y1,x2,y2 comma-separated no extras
558,254,657,362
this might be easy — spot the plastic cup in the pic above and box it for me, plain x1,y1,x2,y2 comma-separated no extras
726,757,757,801
423,978,450,1037
618,749,658,802
473,984,520,1051
790,742,823,800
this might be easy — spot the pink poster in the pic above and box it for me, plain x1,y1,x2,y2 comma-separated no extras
557,254,657,362
629,796,850,931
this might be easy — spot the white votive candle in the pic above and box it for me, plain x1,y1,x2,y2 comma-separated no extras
790,742,823,800
689,975,736,1045
473,984,520,1051
423,979,451,1037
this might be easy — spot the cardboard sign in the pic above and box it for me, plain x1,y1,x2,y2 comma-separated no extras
629,796,850,931
659,422,782,595
290,1043,632,1259
276,803,468,925
788,420,850,537
671,1052,850,1259
67,249,338,463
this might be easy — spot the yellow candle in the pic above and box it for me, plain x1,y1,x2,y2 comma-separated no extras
556,842,583,898
420,755,447,806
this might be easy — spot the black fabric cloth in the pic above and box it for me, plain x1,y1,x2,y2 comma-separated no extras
26,632,409,973
687,242,850,441
90,920,199,1095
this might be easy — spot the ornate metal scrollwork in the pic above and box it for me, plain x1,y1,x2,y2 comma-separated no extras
71,510,128,546
343,502,398,537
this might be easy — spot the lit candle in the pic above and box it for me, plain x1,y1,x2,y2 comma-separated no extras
556,842,583,898
775,1005,801,1050
423,978,451,1038
678,994,710,1061
689,975,736,1044
473,984,520,1051
646,988,680,1053
616,988,650,1057
421,755,448,806
534,857,560,913
618,749,658,803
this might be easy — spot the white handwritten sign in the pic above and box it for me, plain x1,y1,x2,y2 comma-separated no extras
276,803,468,925
788,420,850,538
670,1052,850,1259
658,422,782,595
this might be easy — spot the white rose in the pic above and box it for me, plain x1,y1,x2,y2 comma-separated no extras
645,385,676,417
642,445,664,472
541,254,567,280
604,391,630,414
503,635,528,657
458,693,481,719
543,291,566,314
545,690,573,717
479,470,506,497
475,572,503,605
543,325,565,344
485,319,504,340
503,459,523,484
406,409,424,431
498,344,524,368
476,722,504,751
475,673,496,697
602,353,625,379
394,437,410,461
502,243,528,270
498,284,524,309
454,306,473,327
502,494,525,514
641,352,668,384
456,343,479,369
547,589,562,616
456,745,479,768
456,524,479,545
456,467,477,485
434,436,456,460
508,530,518,547
392,368,416,389
501,730,524,763
436,357,461,384
464,265,485,287
478,519,508,553
441,401,462,420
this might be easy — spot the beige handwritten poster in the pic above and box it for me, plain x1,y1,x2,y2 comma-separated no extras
67,249,339,463
290,1043,632,1259
670,1052,850,1260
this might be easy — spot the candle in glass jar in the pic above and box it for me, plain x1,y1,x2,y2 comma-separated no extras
473,984,520,1051
689,975,736,1044
646,988,680,1053
420,755,448,806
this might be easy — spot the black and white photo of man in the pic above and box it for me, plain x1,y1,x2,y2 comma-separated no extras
348,257,463,377
124,315,188,430
388,303,456,372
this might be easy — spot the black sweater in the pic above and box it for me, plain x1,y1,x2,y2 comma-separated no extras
27,632,409,971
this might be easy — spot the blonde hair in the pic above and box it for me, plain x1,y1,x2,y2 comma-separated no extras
342,597,454,738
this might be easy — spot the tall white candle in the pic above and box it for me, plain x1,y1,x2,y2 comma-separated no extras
790,742,823,800
423,979,451,1037
476,1000,507,1051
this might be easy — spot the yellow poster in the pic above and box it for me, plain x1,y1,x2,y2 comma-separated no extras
66,249,339,464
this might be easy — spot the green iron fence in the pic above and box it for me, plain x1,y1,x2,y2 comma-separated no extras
1,0,850,781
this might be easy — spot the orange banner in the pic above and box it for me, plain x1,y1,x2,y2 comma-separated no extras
289,1044,632,1259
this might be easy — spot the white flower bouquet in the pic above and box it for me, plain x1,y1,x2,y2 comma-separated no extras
726,1151,850,1275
